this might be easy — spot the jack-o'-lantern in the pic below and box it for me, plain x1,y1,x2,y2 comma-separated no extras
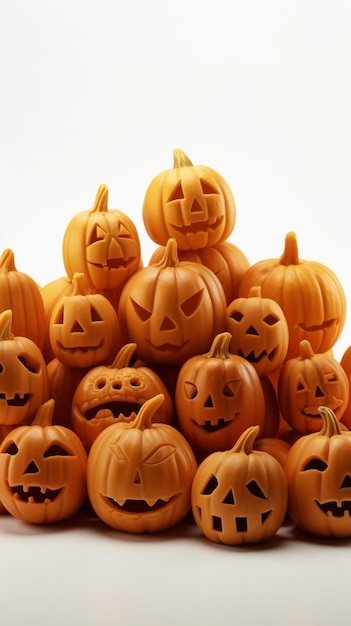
87,394,197,533
285,406,351,537
191,425,288,544
118,238,227,365
0,310,50,426
62,184,142,291
278,340,349,434
175,331,266,452
226,286,289,377
72,342,174,451
0,398,87,524
238,232,346,360
49,272,122,368
340,346,351,430
142,149,236,250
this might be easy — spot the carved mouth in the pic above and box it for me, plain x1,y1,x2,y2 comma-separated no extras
238,347,277,363
89,257,135,270
211,510,273,532
147,340,189,352
57,339,104,353
301,399,343,418
192,416,236,433
298,319,336,332
0,392,31,407
315,499,351,517
170,216,223,235
105,495,175,513
11,485,62,503
85,401,141,421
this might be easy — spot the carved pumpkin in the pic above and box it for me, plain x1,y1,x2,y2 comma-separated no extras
285,406,351,537
0,399,87,524
41,275,75,363
87,394,197,533
71,342,174,452
118,238,227,365
226,285,289,377
238,232,346,360
278,340,349,434
62,184,142,291
0,310,50,426
340,346,351,430
49,272,122,368
142,149,236,250
175,331,266,452
191,425,288,544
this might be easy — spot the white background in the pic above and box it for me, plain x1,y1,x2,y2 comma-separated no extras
0,1,350,625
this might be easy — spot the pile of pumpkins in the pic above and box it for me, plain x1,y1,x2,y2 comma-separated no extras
0,148,351,545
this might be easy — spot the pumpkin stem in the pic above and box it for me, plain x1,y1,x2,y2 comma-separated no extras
279,232,300,266
205,332,233,360
91,184,109,213
128,394,165,431
0,310,14,340
299,339,315,360
230,425,260,454
318,406,343,437
111,343,137,368
248,285,262,298
0,248,16,272
72,272,88,296
156,238,180,268
32,398,55,427
173,149,193,168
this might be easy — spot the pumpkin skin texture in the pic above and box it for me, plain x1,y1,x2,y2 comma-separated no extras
142,149,236,251
340,346,351,430
118,238,227,365
71,343,174,452
238,232,346,360
0,399,87,524
49,273,122,369
285,406,351,537
0,249,46,351
175,332,266,452
191,426,288,545
62,184,142,292
41,275,75,363
47,358,89,429
87,394,197,533
0,310,50,427
226,285,289,377
278,340,349,434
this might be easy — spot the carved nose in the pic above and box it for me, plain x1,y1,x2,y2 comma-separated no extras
190,198,203,213
71,321,85,333
133,470,141,484
160,316,176,331
25,461,39,474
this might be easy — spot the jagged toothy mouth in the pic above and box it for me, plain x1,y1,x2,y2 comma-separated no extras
315,500,351,517
238,347,277,363
11,485,63,503
85,401,142,421
105,495,175,513
192,416,236,433
57,339,104,353
0,392,31,407
89,257,135,270
170,216,223,235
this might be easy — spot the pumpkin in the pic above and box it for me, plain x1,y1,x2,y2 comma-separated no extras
49,272,122,368
142,149,236,250
0,398,87,524
285,406,351,537
0,310,50,426
118,238,227,365
253,437,290,469
0,248,46,351
87,394,197,533
191,425,288,544
340,346,351,430
175,331,266,452
278,340,349,434
149,240,249,305
226,285,289,377
41,275,76,363
47,358,90,429
71,342,174,452
62,184,142,291
238,232,346,360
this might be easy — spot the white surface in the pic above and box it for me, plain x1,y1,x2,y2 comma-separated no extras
0,1,351,625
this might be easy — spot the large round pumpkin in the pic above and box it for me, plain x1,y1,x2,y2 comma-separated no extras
142,149,236,250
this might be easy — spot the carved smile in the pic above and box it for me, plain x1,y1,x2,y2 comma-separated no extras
192,416,237,433
315,499,351,517
298,319,336,332
238,347,277,363
85,401,142,421
57,339,104,353
105,494,175,513
171,216,223,235
11,485,63,503
88,257,135,270
0,392,31,407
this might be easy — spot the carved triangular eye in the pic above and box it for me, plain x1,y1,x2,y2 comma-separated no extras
222,380,241,398
246,480,267,499
201,474,218,495
296,375,307,392
89,224,107,245
90,306,103,322
180,289,203,316
302,458,328,472
167,181,184,202
184,381,198,399
131,298,152,322
118,223,132,238
200,179,218,195
18,354,41,374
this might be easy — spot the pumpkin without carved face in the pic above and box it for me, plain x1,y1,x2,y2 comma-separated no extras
0,399,87,524
142,149,236,251
87,394,197,533
191,425,288,545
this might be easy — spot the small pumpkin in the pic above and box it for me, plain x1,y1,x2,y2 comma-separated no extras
0,398,87,524
285,406,351,537
87,394,197,533
191,425,288,545
142,149,236,250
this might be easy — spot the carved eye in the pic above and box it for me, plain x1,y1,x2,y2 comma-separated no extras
200,179,218,195
263,314,279,326
18,354,41,374
180,289,204,316
302,458,328,472
230,310,243,322
246,480,267,499
296,376,307,392
184,382,198,399
167,182,184,202
222,380,241,398
90,306,103,322
89,224,107,245
144,444,176,465
201,474,218,495
131,298,152,322
117,223,132,238
43,445,71,458
3,442,19,455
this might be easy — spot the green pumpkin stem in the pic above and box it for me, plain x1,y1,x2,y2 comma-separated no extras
91,184,109,213
279,232,300,266
318,406,343,437
0,310,13,340
72,272,88,296
32,399,55,427
0,248,16,273
230,425,260,454
173,149,193,169
156,238,180,268
128,394,165,431
205,332,233,360
299,339,315,359
111,343,137,369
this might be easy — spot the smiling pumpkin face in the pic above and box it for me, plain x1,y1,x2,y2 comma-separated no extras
87,395,197,533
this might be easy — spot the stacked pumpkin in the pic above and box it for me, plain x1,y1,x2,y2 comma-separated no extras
0,148,350,544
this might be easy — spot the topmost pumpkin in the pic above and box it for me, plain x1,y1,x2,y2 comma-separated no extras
62,184,142,292
142,149,236,250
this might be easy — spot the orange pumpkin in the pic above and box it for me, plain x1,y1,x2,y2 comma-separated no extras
340,346,351,430
41,275,75,362
191,425,288,545
238,232,346,360
118,238,227,365
87,394,197,533
62,184,142,291
0,398,87,524
47,358,89,429
142,149,236,250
